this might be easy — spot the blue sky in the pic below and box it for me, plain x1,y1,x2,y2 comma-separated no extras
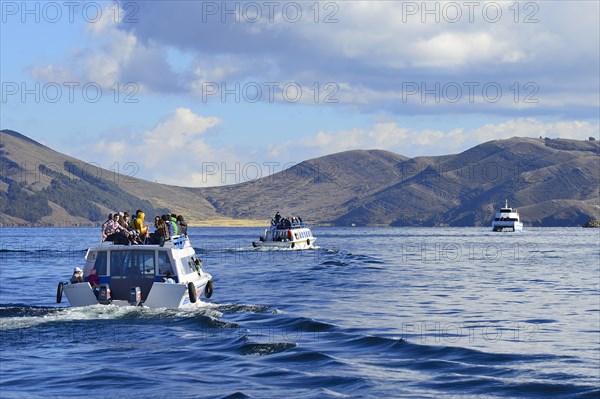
1,0,599,186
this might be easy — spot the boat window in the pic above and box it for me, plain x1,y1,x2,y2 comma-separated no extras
110,251,127,278
139,251,155,277
180,255,197,274
110,250,155,279
158,252,174,275
94,251,107,275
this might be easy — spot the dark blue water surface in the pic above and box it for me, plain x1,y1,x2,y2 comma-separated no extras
0,227,598,398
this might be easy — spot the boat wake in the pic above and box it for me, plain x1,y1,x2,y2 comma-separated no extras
0,302,223,330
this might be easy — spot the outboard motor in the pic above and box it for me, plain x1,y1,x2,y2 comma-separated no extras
98,285,112,305
129,286,142,306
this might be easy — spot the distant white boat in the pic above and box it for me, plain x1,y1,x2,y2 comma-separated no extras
492,200,524,232
252,215,316,249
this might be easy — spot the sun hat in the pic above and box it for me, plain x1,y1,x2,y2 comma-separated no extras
74,267,83,273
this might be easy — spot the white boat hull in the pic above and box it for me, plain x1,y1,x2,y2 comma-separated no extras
492,221,523,231
62,283,99,307
252,237,316,249
253,223,316,250
62,277,211,308
144,278,210,308
491,200,523,232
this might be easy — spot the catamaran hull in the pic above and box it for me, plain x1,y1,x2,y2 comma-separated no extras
492,222,523,232
492,200,523,232
61,278,212,308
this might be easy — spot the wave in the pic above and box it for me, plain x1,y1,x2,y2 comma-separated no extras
0,303,224,331
1,302,597,398
318,250,386,269
240,341,297,356
314,331,599,398
217,393,253,399
0,249,87,256
0,304,63,318
320,260,350,266
217,303,272,314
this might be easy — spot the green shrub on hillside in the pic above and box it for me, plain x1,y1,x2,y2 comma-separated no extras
39,162,167,222
2,181,52,222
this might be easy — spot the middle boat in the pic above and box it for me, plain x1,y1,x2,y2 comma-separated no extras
252,213,316,249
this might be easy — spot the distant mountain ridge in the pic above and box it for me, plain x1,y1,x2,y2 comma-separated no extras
1,129,598,227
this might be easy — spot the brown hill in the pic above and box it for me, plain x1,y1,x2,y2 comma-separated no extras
0,130,225,226
1,130,598,227
199,149,408,225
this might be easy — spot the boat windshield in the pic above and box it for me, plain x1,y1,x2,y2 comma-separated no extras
158,252,174,275
180,254,201,274
110,250,155,279
94,251,107,275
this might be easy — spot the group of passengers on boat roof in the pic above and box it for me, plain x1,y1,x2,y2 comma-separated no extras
271,211,305,229
101,209,188,246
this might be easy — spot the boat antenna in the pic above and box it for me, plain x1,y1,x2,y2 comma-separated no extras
505,199,508,208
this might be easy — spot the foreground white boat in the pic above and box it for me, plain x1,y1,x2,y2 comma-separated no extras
252,216,316,249
492,200,524,232
57,235,213,308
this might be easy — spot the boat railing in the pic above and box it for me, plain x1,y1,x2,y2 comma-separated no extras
272,221,308,230
99,234,189,248
171,235,187,249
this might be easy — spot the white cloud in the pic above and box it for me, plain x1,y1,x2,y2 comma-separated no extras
85,108,224,185
29,3,175,93
29,65,75,83
141,108,220,151
91,140,129,158
26,1,599,117
410,31,517,68
268,118,599,160
81,112,597,187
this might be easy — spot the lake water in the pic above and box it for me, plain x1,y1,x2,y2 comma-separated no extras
0,227,598,398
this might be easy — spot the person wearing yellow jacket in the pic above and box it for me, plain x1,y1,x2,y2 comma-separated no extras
131,209,149,240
